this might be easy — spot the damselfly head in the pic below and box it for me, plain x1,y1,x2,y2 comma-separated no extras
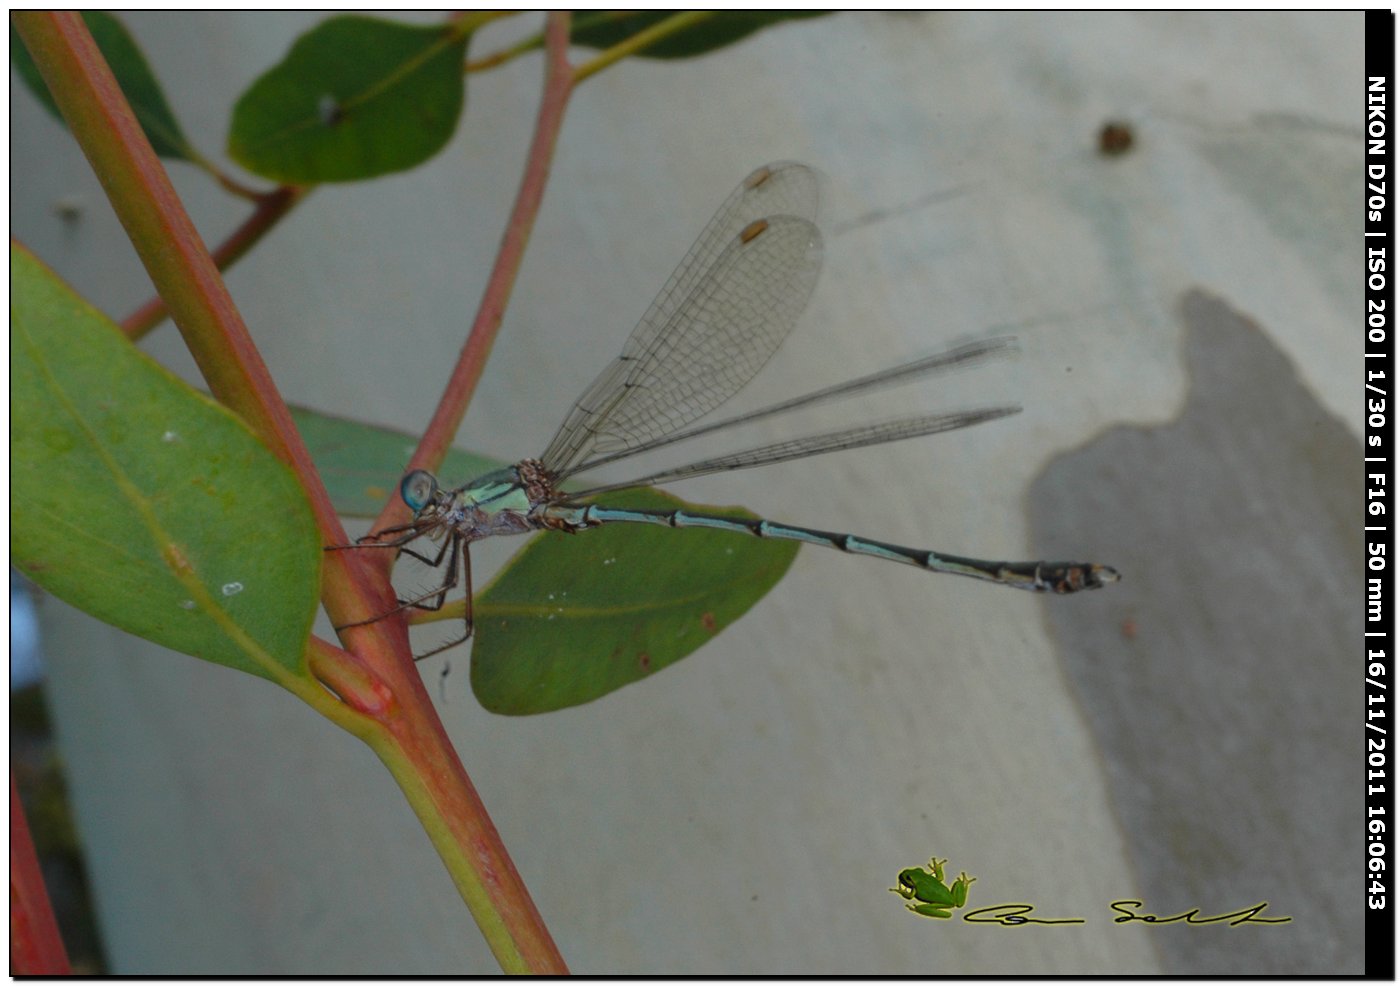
400,470,440,513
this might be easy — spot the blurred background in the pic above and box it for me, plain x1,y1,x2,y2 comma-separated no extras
10,10,1362,974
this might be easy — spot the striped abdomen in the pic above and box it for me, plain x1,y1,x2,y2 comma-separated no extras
543,504,1117,593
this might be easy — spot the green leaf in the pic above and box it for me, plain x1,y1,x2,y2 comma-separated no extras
290,404,502,518
10,244,320,683
228,15,468,183
10,11,197,161
469,487,799,715
570,10,832,59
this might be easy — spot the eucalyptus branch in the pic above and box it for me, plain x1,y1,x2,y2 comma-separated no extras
14,12,569,972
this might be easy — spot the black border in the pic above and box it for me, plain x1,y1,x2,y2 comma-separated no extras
1365,7,1396,980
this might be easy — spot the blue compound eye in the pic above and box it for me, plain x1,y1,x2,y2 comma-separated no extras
400,470,438,512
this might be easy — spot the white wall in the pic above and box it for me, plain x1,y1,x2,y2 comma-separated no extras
12,11,1362,974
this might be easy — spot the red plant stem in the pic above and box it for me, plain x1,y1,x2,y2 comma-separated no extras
303,632,567,975
11,12,402,646
10,772,72,975
15,13,568,972
372,12,577,537
354,15,575,970
120,184,311,341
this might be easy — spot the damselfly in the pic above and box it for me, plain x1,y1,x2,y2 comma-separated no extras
331,162,1118,657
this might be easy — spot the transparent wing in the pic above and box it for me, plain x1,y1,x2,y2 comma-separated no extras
540,162,823,477
570,337,1019,475
565,406,1021,497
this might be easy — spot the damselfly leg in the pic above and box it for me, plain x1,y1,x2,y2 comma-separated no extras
327,524,475,654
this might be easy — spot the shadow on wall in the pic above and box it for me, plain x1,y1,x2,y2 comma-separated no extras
1031,289,1361,976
